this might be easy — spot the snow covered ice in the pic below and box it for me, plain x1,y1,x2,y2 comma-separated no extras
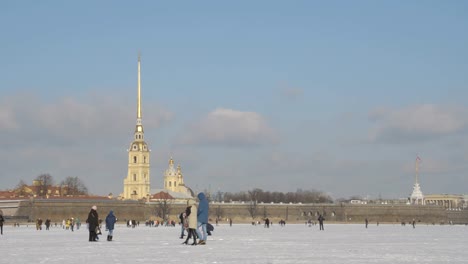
1,223,467,264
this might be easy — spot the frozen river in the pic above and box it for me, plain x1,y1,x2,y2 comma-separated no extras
0,223,466,264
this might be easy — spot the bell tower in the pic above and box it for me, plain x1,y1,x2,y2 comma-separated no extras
123,54,151,200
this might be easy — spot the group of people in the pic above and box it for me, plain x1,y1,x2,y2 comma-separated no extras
180,192,210,246
86,205,117,242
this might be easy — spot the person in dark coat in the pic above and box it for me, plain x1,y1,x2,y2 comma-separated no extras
318,214,325,230
105,210,117,241
87,205,99,242
196,192,209,245
0,212,4,235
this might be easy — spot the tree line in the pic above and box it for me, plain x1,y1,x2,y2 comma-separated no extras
211,188,334,204
14,173,88,197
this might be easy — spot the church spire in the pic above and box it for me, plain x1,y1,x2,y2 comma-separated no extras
137,52,142,121
135,53,144,135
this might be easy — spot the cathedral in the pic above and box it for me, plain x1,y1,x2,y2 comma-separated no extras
122,55,193,200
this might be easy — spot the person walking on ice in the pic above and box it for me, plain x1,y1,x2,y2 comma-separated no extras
105,210,117,241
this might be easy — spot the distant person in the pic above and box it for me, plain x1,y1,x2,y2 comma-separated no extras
70,218,75,232
183,199,198,245
318,214,325,230
87,205,99,242
412,219,416,229
45,219,51,230
36,218,43,230
105,210,117,241
229,218,232,227
196,192,209,245
0,212,4,235
365,218,368,228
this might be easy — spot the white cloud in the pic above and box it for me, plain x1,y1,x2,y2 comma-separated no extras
368,104,468,143
0,92,173,146
179,108,277,146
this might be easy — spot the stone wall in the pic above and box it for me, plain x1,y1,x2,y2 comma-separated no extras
10,200,468,225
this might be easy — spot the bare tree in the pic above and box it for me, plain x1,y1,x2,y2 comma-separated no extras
14,180,29,196
60,176,88,196
34,174,54,198
154,194,173,221
247,200,258,219
214,190,224,202
247,188,263,219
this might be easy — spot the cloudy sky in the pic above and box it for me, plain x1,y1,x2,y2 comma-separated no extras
1,1,467,199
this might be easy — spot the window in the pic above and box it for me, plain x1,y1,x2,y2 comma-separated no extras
144,156,146,163
133,174,137,181
169,182,172,187
133,156,137,163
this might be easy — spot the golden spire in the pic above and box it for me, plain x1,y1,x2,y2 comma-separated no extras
135,52,144,134
137,52,142,120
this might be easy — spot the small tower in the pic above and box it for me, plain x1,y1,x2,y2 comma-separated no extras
410,156,424,205
123,54,151,200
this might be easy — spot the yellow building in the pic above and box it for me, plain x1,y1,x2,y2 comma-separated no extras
122,55,150,200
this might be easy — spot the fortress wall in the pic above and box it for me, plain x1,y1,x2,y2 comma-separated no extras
16,200,149,223
10,200,468,225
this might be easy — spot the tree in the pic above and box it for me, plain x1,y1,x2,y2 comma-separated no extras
34,174,54,198
247,188,263,219
60,176,88,196
154,193,173,221
214,190,224,202
14,180,29,196
247,200,258,219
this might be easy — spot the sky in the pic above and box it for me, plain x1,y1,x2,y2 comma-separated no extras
1,1,468,199
1,223,467,264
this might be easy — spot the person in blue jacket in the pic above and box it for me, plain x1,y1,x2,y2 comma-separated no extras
196,192,209,245
105,210,117,241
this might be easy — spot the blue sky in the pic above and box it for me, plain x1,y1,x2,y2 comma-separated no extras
1,1,467,199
